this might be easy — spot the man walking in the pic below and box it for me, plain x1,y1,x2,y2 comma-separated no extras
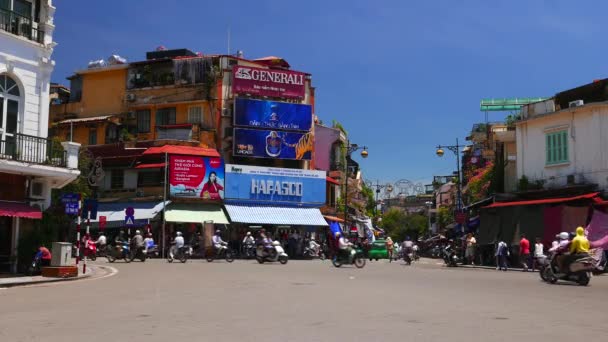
519,234,530,271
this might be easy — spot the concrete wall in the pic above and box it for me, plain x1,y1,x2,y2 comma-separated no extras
516,104,608,190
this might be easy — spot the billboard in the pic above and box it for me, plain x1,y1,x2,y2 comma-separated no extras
225,164,326,205
232,65,306,99
234,98,312,132
169,155,225,199
233,128,312,160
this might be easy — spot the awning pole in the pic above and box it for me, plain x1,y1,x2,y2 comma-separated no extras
161,152,168,259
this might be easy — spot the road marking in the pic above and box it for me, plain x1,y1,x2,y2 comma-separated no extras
6,265,118,289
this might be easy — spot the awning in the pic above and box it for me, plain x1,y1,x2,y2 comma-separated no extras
225,204,328,226
0,202,42,219
323,215,345,223
82,201,169,228
483,192,599,209
326,177,340,185
135,163,166,169
165,203,229,224
143,145,220,157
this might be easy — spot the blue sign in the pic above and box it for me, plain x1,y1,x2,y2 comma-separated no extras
65,203,79,215
234,98,312,132
233,128,312,160
61,193,80,204
225,164,326,206
125,215,135,226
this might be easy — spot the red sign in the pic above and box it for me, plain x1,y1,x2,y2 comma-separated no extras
99,215,107,230
169,155,225,200
232,65,306,99
455,212,467,224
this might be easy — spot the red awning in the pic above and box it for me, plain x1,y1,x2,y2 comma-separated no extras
326,177,340,185
143,145,220,158
0,202,42,219
483,192,600,209
135,163,166,169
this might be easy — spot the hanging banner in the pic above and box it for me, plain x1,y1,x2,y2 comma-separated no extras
232,65,306,99
233,128,312,160
169,155,225,199
234,98,312,132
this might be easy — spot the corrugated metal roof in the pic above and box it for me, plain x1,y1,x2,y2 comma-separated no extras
224,204,328,226
55,115,113,125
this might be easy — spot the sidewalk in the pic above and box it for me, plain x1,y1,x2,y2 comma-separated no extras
0,265,98,288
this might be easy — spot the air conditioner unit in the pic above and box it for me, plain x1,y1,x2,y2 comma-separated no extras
569,100,584,108
127,111,136,119
126,93,137,102
221,108,232,117
30,181,45,199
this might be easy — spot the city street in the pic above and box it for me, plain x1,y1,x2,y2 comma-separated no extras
1,259,608,341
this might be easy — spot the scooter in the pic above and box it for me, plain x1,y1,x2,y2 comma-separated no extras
303,245,326,260
242,242,256,259
106,242,131,263
167,245,191,263
256,241,288,264
332,247,366,268
403,249,414,265
128,245,147,262
145,244,159,259
84,242,97,261
442,245,460,267
206,244,235,263
542,252,597,286
26,252,42,276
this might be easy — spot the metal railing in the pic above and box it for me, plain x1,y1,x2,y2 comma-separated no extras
0,133,66,167
0,8,44,43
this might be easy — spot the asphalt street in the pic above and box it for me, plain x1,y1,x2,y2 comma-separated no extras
1,258,608,342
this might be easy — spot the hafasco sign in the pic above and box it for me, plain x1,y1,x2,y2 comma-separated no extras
225,164,326,205
232,65,306,99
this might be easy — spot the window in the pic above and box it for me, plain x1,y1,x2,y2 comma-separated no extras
0,74,21,144
546,130,569,165
69,75,82,102
105,124,118,143
136,109,151,133
13,0,32,18
88,128,97,145
188,106,203,124
137,170,164,187
155,107,176,126
111,169,124,189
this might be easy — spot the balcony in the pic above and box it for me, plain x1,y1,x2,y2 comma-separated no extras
0,133,66,167
0,8,44,44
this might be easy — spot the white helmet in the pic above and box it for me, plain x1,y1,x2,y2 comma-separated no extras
135,230,141,235
176,231,182,236
559,232,569,240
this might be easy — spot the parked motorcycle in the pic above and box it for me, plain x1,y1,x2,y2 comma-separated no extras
442,245,460,267
167,245,191,263
26,253,42,276
206,245,235,263
106,243,131,263
542,252,598,286
332,248,366,268
256,241,288,264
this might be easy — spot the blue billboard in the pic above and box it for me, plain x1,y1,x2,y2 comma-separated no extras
233,128,312,160
225,164,326,206
234,98,312,132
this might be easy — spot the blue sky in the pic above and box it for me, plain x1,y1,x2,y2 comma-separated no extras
52,0,607,187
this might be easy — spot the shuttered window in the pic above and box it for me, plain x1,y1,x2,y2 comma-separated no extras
546,130,568,165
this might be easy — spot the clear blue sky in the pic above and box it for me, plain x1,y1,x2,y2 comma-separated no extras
52,0,607,186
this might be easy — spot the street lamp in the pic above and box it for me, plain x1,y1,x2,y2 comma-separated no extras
367,180,392,216
343,142,368,228
425,201,433,234
435,138,464,211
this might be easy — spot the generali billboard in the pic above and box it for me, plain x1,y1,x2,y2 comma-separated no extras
232,65,306,99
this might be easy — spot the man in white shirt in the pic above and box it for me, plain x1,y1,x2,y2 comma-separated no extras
212,230,228,255
95,232,107,251
336,232,355,263
170,231,185,259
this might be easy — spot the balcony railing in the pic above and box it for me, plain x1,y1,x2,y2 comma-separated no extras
0,8,44,43
0,133,66,167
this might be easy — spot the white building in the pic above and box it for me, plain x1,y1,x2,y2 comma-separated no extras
1,0,80,272
517,85,608,191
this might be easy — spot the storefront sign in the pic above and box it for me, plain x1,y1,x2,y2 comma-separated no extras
233,128,312,160
169,155,225,199
225,164,326,205
234,98,312,132
232,65,306,99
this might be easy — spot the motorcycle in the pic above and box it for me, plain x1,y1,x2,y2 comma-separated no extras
206,245,235,263
128,245,147,262
106,242,131,263
167,245,191,263
403,248,414,265
303,245,326,260
442,245,460,267
95,244,109,258
332,248,366,268
83,242,97,261
542,251,599,286
145,244,159,259
256,241,288,264
241,242,256,259
26,253,42,276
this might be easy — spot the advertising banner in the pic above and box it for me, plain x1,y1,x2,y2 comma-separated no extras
234,98,312,132
232,65,306,99
225,164,326,205
233,128,312,160
169,155,225,199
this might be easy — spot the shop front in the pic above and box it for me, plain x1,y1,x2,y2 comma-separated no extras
0,202,42,273
224,164,328,258
164,203,230,253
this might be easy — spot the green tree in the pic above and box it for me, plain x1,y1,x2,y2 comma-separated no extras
361,182,376,217
437,206,455,230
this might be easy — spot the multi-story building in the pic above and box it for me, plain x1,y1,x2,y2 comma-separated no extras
1,0,80,272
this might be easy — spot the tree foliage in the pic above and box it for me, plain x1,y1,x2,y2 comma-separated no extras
380,208,428,241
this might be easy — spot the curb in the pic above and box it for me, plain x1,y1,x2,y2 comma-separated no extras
0,265,110,288
460,264,539,272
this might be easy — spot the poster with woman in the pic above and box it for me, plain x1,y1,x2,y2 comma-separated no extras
169,155,225,200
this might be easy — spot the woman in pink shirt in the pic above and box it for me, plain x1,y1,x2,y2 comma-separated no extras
519,234,530,271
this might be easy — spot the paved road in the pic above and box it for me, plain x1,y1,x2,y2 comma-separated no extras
1,258,608,342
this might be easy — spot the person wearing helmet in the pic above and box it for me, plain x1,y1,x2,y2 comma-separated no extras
308,236,321,257
143,232,155,252
212,230,228,255
242,231,255,245
170,231,185,259
402,236,414,262
337,231,355,263
95,232,107,252
130,230,145,257
551,232,571,273
562,227,590,273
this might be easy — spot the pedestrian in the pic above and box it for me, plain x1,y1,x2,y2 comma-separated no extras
519,234,531,271
495,240,508,271
385,236,394,262
465,233,477,265
532,237,544,271
38,244,52,267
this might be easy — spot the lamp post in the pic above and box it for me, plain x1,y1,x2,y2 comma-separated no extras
436,138,464,211
425,201,433,233
385,184,393,212
367,180,391,216
343,142,368,229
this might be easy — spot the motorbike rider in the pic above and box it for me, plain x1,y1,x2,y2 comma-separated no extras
95,232,107,252
170,231,185,259
259,229,274,256
550,232,571,272
562,227,590,272
242,231,255,245
402,236,414,260
143,233,155,253
131,230,145,253
212,230,228,255
308,237,321,256
336,232,355,263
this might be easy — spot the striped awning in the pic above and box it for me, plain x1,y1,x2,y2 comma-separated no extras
165,203,229,224
224,204,328,226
